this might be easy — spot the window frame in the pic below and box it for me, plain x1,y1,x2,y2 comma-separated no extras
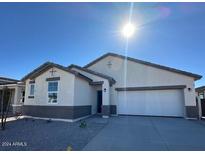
29,84,35,96
199,92,204,99
47,81,59,104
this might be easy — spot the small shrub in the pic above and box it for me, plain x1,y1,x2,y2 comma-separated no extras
67,145,72,151
46,119,52,123
79,121,87,128
14,112,22,120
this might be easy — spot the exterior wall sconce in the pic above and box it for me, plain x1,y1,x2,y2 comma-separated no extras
188,88,192,91
104,88,106,92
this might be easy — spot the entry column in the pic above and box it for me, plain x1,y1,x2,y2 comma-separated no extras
102,80,110,118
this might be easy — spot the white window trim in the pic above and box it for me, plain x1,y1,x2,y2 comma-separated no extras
29,84,35,96
199,93,204,99
47,81,59,104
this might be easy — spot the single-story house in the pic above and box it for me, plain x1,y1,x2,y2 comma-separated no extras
21,52,202,121
196,86,205,99
0,77,25,114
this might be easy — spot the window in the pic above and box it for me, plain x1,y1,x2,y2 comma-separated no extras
48,81,58,103
29,84,35,96
199,93,204,99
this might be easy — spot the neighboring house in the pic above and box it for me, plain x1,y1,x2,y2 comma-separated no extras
196,86,205,99
21,52,202,121
0,77,25,114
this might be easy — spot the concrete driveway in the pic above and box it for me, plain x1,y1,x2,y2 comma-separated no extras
84,116,205,151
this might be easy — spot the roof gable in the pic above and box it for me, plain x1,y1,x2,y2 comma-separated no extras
68,64,116,85
84,52,202,81
21,62,92,83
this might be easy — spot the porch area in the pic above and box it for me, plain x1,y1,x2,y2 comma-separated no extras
90,81,116,118
0,83,25,116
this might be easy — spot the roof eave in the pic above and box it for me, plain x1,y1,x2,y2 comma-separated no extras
194,75,202,81
84,52,202,81
69,64,116,85
21,62,93,83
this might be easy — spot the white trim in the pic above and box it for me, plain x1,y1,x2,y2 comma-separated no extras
0,84,24,89
0,116,25,123
29,83,35,96
102,115,109,118
23,115,91,123
72,115,92,122
199,92,204,99
0,84,17,87
185,117,198,120
47,81,59,104
12,104,23,107
0,83,25,87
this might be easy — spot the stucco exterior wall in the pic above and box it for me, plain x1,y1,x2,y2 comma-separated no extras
12,86,25,113
14,86,24,105
87,55,196,107
24,67,75,106
71,67,110,107
74,77,97,114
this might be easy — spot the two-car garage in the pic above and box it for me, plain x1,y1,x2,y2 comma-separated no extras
117,86,185,117
84,53,201,119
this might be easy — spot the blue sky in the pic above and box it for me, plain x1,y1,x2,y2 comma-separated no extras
0,2,204,87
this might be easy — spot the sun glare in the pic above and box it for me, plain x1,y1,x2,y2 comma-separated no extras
122,23,135,38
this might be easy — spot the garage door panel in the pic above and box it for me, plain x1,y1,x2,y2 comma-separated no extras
118,89,184,117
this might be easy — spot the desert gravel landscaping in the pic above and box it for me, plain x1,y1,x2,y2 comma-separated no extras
0,116,108,151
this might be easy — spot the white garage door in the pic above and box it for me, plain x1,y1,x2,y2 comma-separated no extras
118,89,184,117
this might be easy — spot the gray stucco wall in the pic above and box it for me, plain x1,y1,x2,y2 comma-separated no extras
23,105,91,119
185,106,199,119
102,105,117,116
12,106,23,114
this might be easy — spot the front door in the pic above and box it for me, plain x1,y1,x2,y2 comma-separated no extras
97,90,102,113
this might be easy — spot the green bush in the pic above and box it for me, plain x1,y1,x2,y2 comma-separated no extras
67,145,72,151
79,121,87,128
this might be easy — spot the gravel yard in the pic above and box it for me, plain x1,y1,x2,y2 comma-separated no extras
0,116,107,151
